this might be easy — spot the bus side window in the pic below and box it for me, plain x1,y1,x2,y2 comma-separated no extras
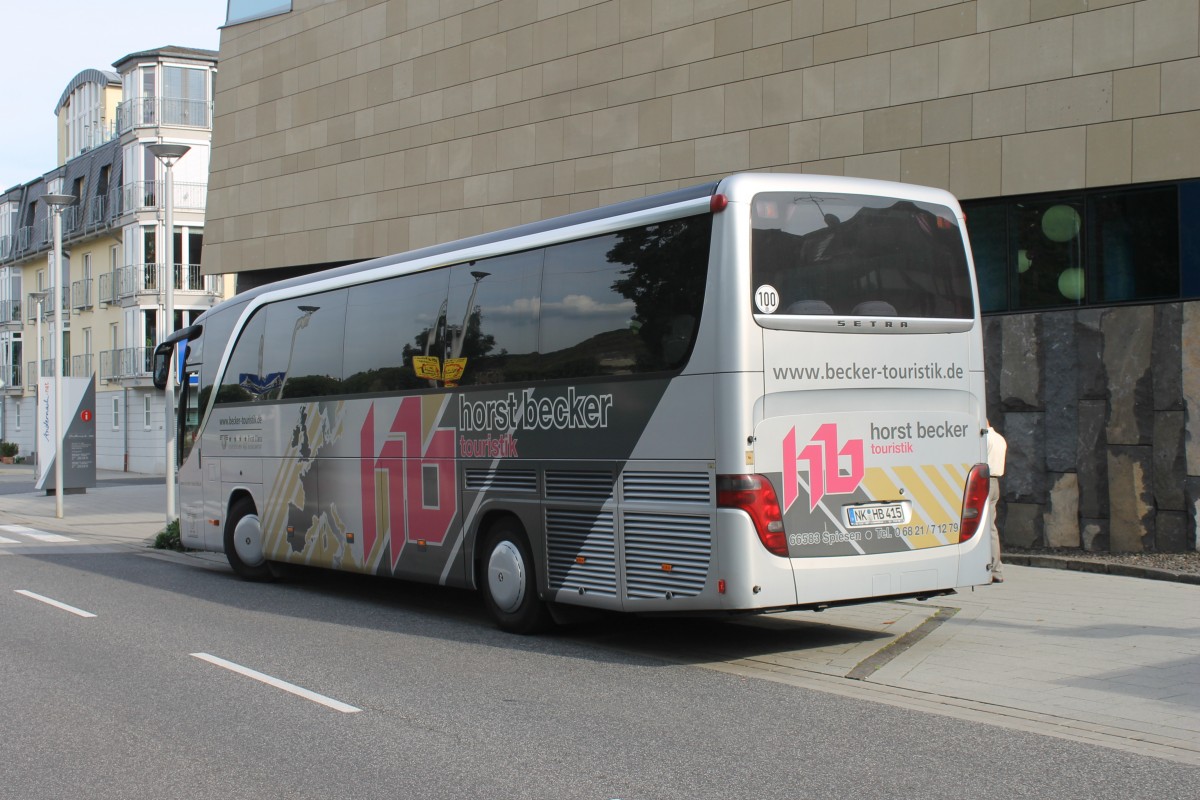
441,253,542,387
661,314,695,367
216,310,268,403
263,289,349,399
540,215,710,378
343,269,451,393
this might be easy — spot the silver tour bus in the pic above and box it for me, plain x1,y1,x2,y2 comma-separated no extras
155,173,994,633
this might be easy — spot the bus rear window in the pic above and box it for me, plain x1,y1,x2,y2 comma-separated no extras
751,192,974,319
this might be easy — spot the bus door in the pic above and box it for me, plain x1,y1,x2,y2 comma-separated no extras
177,368,208,549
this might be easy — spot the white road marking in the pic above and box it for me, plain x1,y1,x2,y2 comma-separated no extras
0,525,76,543
0,536,19,544
14,590,97,618
190,653,362,713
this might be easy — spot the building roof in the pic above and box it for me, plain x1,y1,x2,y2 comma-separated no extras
54,69,121,115
112,46,218,72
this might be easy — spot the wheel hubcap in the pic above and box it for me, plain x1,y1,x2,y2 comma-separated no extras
233,513,265,567
487,540,525,613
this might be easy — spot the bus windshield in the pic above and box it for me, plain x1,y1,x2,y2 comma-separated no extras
750,192,974,319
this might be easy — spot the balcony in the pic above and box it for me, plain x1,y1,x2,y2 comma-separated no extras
117,180,207,216
26,357,70,386
0,299,21,326
1,199,104,265
99,347,152,382
114,263,221,302
98,271,115,305
71,353,93,378
85,194,109,229
116,96,212,134
26,291,69,321
59,204,83,236
0,362,20,391
71,278,93,311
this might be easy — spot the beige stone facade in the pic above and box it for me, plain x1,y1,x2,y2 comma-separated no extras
205,0,1200,552
204,0,1200,275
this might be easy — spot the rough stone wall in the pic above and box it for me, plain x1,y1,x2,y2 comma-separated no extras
984,302,1197,553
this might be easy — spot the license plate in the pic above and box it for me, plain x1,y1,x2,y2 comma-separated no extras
845,503,906,528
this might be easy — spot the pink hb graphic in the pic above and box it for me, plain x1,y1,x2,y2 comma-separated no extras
360,399,458,570
783,423,865,511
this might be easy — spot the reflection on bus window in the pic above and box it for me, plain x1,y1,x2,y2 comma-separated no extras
751,193,973,319
540,218,710,378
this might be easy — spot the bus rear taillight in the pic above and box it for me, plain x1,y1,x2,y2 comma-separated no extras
718,474,788,557
958,464,991,542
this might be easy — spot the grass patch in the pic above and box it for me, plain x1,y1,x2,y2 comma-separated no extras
154,519,184,551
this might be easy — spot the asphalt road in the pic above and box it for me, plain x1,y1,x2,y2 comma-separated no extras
1,544,1195,800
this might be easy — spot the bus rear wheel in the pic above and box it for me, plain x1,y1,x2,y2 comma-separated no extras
482,520,552,634
225,497,275,581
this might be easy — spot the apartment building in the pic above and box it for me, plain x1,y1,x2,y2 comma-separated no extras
202,0,1200,554
0,46,231,473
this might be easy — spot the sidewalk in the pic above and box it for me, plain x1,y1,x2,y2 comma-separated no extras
0,464,166,545
2,464,1197,764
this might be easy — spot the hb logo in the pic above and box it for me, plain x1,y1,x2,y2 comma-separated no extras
360,397,458,571
782,423,864,512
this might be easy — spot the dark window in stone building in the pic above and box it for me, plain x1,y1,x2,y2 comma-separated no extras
965,181,1191,313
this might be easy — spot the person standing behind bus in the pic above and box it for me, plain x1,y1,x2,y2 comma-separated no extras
986,421,1007,583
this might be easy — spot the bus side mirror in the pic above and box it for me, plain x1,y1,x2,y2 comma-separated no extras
151,342,173,390
151,323,204,390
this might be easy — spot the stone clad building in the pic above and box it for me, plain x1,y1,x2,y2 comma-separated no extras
204,0,1200,552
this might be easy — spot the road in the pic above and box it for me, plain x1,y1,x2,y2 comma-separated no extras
1,538,1195,800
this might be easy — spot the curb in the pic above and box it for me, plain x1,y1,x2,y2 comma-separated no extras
1005,553,1200,585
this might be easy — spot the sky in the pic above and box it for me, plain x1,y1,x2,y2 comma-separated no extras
0,1,227,192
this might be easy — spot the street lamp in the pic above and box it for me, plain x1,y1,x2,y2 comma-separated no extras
147,143,190,524
43,193,74,519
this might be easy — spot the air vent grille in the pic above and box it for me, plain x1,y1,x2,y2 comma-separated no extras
464,469,537,493
622,471,712,504
545,470,615,502
546,508,617,597
624,512,711,599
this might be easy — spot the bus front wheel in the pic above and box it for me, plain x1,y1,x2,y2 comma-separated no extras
482,520,552,634
225,497,275,581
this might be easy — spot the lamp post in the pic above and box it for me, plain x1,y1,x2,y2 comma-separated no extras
43,193,74,518
147,143,190,524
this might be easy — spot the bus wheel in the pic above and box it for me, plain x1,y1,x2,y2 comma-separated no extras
225,497,274,581
482,520,552,634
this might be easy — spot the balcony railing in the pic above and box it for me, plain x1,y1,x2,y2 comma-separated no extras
26,292,69,321
85,194,108,228
0,362,20,390
71,353,93,378
60,204,83,236
71,278,93,310
118,180,207,215
115,263,220,299
27,357,70,385
0,298,20,324
116,96,212,134
98,272,115,305
99,347,152,381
